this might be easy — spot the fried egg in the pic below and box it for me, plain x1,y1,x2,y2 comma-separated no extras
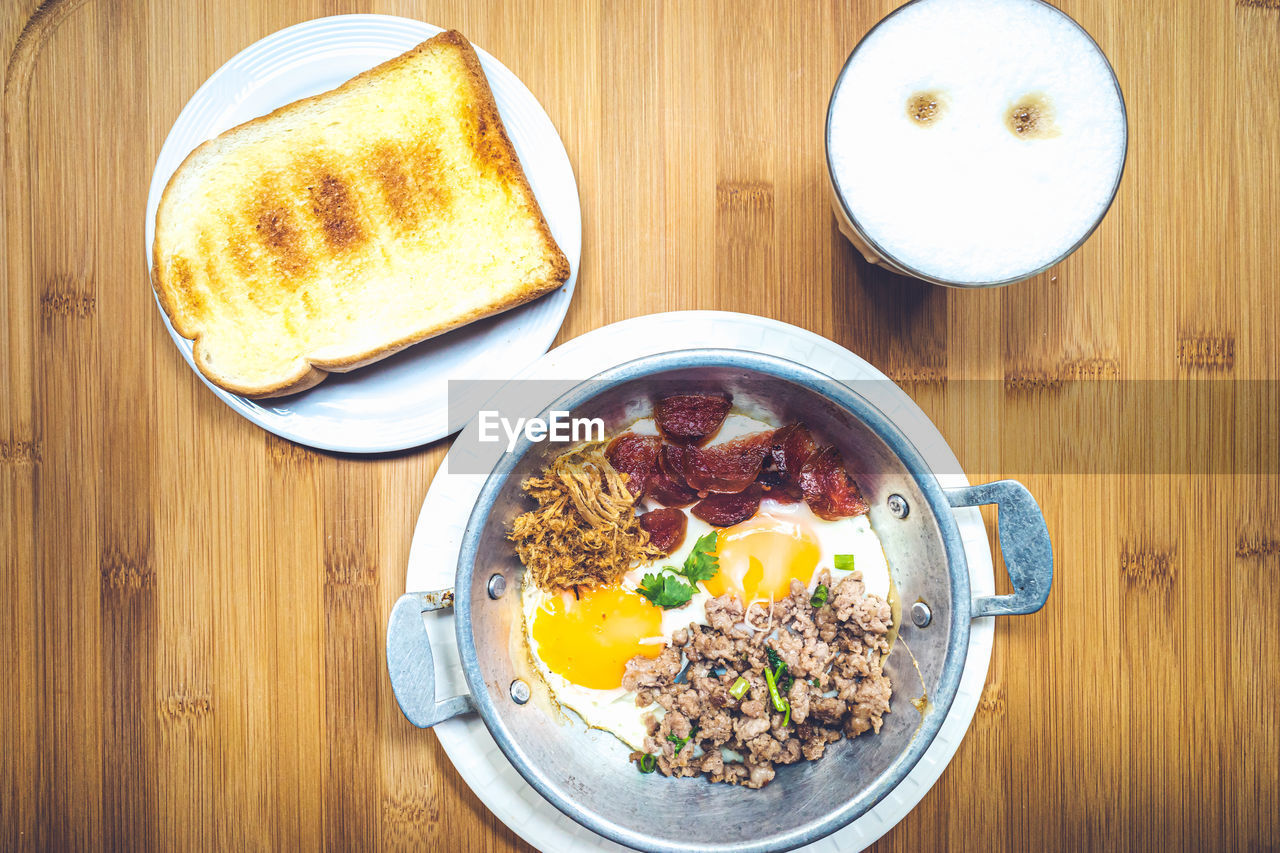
521,414,893,749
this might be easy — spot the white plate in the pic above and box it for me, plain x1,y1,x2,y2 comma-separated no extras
144,15,581,452
406,311,996,852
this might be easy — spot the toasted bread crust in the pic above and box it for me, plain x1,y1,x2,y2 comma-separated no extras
152,30,570,398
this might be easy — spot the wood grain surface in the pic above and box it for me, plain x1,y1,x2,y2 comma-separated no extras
3,0,1278,850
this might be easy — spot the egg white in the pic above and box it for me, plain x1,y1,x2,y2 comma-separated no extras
750,502,892,600
522,414,894,750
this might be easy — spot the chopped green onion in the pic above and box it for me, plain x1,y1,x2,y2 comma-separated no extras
765,646,792,692
833,554,855,571
763,664,790,714
729,676,750,700
810,678,820,688
809,584,829,608
666,725,698,752
766,647,785,675
638,754,656,773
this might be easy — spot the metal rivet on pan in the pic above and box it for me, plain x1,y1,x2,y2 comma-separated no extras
510,679,531,705
887,494,910,519
487,574,507,599
911,601,932,628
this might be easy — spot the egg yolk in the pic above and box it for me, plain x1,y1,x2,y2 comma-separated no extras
531,585,663,690
702,515,821,604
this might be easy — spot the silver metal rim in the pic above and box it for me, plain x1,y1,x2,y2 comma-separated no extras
453,349,974,853
823,0,1129,289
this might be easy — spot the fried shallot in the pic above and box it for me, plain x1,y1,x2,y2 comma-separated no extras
509,442,664,590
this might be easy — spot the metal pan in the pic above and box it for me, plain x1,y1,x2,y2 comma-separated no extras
387,349,1052,852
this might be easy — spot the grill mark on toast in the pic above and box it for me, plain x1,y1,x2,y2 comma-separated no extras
255,202,308,277
370,143,414,222
408,140,451,218
195,235,232,310
201,255,229,309
226,229,254,278
309,172,365,251
370,140,450,228
169,256,208,319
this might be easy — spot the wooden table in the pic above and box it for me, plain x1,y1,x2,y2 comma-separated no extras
3,0,1277,849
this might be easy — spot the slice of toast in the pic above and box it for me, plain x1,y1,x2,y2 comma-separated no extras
151,30,570,398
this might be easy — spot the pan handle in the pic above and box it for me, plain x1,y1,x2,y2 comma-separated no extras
387,589,474,727
946,480,1053,618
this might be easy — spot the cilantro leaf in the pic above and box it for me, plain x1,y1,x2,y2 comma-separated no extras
637,572,697,609
678,530,720,583
637,531,718,610
833,554,856,572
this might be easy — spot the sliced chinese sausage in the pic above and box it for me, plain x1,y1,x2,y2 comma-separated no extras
798,446,870,521
691,484,763,527
759,423,818,501
605,433,662,498
756,455,784,488
773,423,818,481
659,442,689,482
654,394,732,446
639,508,688,555
648,445,699,507
684,432,774,494
758,474,802,503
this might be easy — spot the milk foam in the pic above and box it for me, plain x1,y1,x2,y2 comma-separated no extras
828,0,1126,284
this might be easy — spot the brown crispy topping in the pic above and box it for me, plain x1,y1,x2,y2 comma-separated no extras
509,442,664,590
